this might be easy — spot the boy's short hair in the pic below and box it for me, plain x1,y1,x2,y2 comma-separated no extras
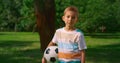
64,6,79,16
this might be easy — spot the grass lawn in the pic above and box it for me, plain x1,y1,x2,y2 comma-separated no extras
0,32,120,63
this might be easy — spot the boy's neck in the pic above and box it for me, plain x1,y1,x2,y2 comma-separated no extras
64,26,76,31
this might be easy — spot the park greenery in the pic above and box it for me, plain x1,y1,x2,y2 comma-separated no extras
0,0,120,32
0,1,120,63
0,32,120,63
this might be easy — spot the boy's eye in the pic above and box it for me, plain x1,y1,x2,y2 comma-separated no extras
66,16,76,19
67,16,70,18
72,17,75,19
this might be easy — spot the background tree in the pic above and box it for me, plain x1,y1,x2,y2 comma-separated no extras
55,0,120,33
0,0,35,32
34,0,55,51
1,0,23,31
0,0,119,32
19,0,35,31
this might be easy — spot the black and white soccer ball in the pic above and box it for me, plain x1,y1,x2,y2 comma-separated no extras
44,46,58,63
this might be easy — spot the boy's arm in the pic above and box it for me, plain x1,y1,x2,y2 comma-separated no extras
47,41,57,47
42,57,46,63
81,49,85,63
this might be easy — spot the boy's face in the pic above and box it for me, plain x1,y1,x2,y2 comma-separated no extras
62,11,78,27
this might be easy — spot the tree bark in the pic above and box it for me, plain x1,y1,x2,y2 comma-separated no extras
34,0,55,52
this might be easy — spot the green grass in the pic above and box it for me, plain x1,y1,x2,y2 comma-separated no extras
0,32,41,63
0,32,120,63
85,33,120,63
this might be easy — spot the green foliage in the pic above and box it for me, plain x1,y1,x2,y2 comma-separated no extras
19,0,35,31
84,0,118,32
0,0,120,32
0,0,35,32
55,0,120,32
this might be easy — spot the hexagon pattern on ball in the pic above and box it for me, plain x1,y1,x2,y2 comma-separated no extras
44,46,58,63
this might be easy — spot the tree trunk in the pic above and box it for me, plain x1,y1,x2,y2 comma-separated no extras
34,0,55,52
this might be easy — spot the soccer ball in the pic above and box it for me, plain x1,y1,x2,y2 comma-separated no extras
44,46,58,63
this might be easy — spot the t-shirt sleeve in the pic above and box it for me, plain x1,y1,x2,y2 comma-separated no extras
52,30,58,44
78,33,87,50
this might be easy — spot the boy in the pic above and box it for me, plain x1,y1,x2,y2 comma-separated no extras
42,6,87,63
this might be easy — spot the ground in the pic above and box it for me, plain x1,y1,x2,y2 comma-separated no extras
0,32,120,63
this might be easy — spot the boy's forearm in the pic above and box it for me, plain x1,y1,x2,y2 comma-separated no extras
81,50,85,63
47,41,56,47
42,42,56,57
42,57,47,63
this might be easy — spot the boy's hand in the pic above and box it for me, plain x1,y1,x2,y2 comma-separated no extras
42,57,47,63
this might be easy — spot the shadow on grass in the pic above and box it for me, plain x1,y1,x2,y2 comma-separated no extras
0,49,42,63
90,35,120,39
0,41,42,63
0,41,34,47
85,33,120,39
86,43,120,63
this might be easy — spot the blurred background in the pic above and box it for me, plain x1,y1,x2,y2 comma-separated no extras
0,0,120,63
0,0,120,33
